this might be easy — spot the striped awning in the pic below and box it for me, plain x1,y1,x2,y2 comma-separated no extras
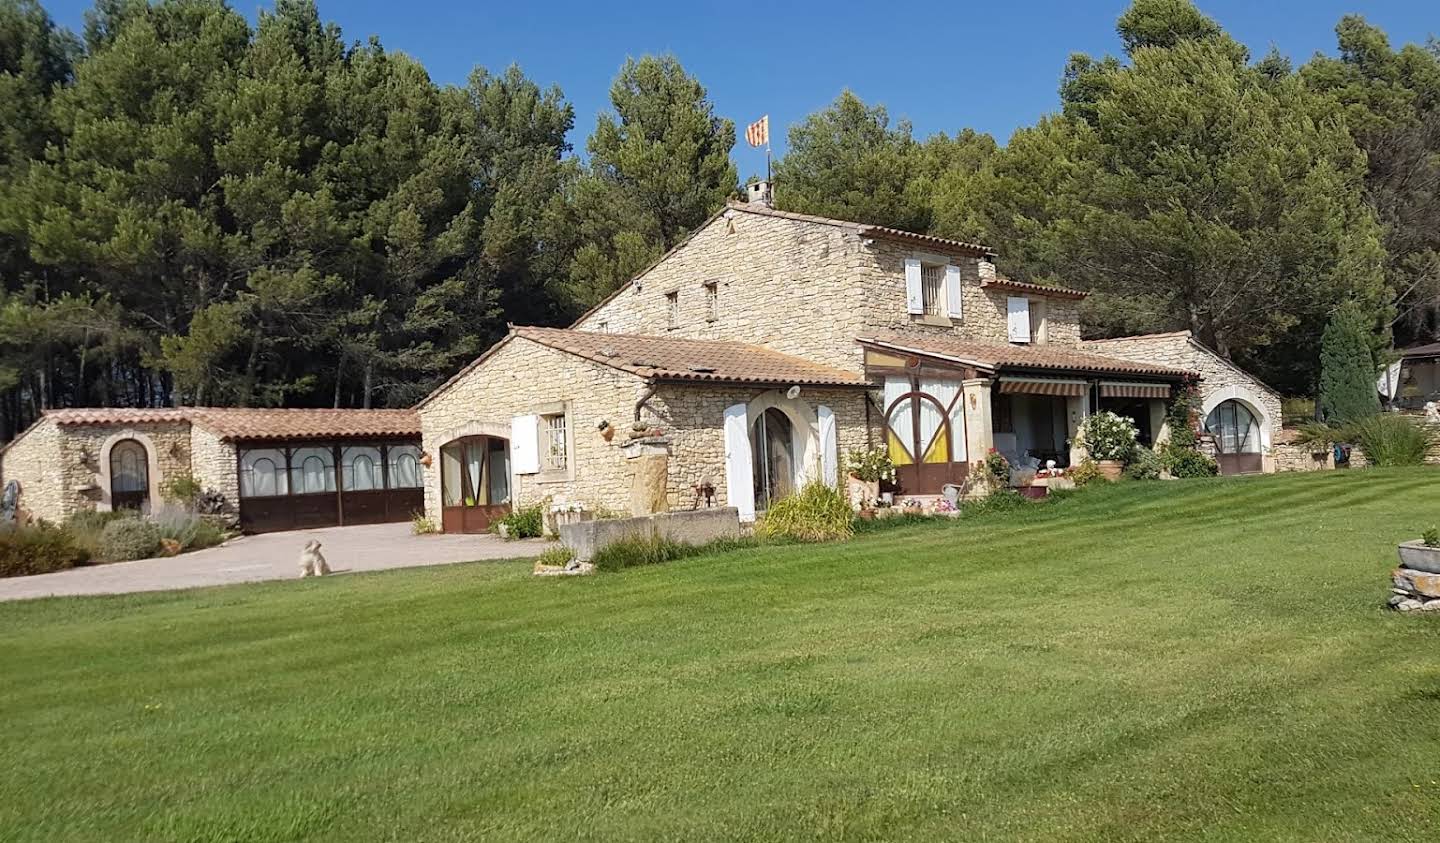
997,377,1087,397
1100,381,1170,399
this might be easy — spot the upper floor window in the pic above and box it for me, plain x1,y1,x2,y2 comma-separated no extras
1007,296,1032,344
1029,298,1048,344
905,257,962,321
666,290,679,329
704,281,718,322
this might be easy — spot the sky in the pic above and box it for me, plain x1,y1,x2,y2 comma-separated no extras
40,0,1440,178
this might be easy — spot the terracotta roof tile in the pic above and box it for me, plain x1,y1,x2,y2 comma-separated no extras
858,333,1193,378
982,277,1088,301
515,327,871,387
45,407,419,441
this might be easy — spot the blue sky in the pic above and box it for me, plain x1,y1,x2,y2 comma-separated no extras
42,1,1439,177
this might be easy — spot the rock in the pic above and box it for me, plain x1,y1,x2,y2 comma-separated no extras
158,538,182,557
564,559,580,572
1397,599,1424,612
1388,594,1406,608
1393,568,1440,600
1423,599,1440,612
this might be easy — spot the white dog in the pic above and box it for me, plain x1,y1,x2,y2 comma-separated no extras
298,539,331,577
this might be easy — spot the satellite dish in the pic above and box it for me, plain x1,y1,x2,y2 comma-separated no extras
785,385,802,400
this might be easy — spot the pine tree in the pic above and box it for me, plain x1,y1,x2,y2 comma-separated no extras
1318,302,1382,424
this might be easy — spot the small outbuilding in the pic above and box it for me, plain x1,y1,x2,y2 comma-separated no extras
0,408,422,533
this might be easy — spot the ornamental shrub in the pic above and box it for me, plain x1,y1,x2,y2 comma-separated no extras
501,504,545,539
536,544,576,567
591,533,693,572
98,518,163,562
755,481,855,543
1124,446,1164,480
843,446,895,483
0,522,89,578
1068,459,1105,486
1160,444,1218,478
63,510,131,560
1318,302,1382,425
1078,411,1138,461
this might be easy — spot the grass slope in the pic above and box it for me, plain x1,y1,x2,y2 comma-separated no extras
3,470,1440,842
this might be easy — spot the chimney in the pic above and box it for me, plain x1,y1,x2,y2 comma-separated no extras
746,180,773,208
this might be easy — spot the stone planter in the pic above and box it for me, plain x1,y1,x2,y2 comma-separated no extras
1397,541,1440,574
1096,460,1125,481
846,475,880,510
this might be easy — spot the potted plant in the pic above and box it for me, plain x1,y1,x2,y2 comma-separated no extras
845,447,894,512
1077,411,1138,481
1398,527,1440,574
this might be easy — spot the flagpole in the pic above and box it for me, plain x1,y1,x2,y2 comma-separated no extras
766,115,772,201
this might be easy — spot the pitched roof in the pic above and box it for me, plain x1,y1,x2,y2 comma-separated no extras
982,277,1088,301
514,327,871,387
1081,329,1194,343
43,407,420,441
858,333,1192,378
1400,341,1440,359
724,200,995,257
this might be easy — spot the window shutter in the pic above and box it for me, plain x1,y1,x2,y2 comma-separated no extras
511,414,540,474
1007,297,1031,343
817,405,839,487
904,258,924,315
944,264,963,319
722,403,756,521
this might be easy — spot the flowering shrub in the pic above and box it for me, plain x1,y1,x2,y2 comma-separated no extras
844,447,895,483
1078,411,1138,462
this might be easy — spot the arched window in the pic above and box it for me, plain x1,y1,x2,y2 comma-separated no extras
289,447,335,495
109,439,150,510
387,445,423,489
342,446,383,491
239,448,288,497
1205,400,1260,454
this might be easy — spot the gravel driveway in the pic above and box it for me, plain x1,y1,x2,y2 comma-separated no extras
0,522,545,601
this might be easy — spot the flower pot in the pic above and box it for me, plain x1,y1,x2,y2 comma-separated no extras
1398,540,1440,574
1096,460,1125,481
846,475,880,509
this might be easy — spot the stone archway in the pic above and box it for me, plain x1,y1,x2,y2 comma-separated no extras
745,390,821,487
96,430,162,512
1199,385,1273,451
428,420,513,533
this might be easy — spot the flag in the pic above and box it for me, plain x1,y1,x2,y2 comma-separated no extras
745,114,769,148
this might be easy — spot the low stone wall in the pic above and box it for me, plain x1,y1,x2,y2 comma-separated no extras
558,507,741,562
1272,442,1334,473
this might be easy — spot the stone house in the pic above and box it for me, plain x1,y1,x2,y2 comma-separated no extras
0,408,422,532
415,197,1285,532
2,195,1291,536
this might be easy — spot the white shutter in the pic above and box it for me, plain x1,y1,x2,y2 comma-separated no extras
510,414,540,474
944,264,963,319
904,258,924,315
818,405,838,487
723,403,756,521
1007,296,1031,343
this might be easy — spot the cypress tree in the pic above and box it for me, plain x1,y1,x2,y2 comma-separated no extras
1318,302,1381,424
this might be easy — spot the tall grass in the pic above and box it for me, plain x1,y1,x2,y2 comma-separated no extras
1346,414,1433,466
755,481,854,543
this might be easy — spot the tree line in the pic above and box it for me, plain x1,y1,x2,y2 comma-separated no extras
2,0,1436,441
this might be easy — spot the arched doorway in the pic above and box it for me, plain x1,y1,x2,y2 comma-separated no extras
440,435,511,533
884,376,967,494
750,407,796,511
1205,399,1263,475
109,439,150,511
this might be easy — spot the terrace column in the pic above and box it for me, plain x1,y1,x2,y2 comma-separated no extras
961,378,994,468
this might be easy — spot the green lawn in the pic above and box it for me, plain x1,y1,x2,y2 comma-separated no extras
3,470,1440,842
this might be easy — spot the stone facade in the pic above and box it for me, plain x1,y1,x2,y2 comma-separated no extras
1081,331,1284,471
416,333,877,520
647,383,875,510
575,205,1083,378
0,418,194,522
190,424,239,508
418,335,648,517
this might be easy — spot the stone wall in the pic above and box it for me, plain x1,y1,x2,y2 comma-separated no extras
574,206,1085,377
0,418,63,523
1081,332,1284,461
1272,442,1335,473
418,335,646,519
190,424,239,511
